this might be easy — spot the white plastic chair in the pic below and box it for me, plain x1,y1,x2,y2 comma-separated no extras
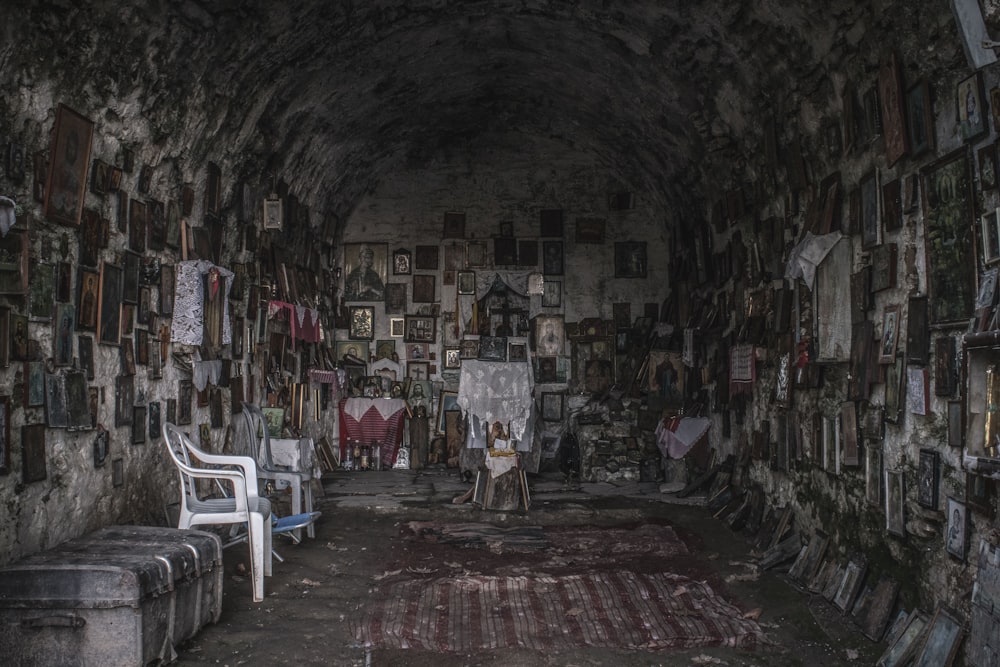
237,402,317,540
162,422,273,602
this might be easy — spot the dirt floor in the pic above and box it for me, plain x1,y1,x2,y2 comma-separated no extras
174,470,887,666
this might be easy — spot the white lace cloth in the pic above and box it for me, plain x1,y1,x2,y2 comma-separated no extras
170,260,233,346
340,397,407,422
457,360,533,443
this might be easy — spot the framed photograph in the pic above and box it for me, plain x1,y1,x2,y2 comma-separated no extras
412,274,435,303
349,306,374,340
177,379,193,425
443,347,461,369
866,444,882,507
457,271,476,295
335,340,369,362
407,360,430,381
537,280,561,308
981,208,1000,265
508,340,527,362
466,241,486,268
384,282,407,314
922,149,976,324
97,261,123,346
916,448,940,510
878,50,908,166
263,195,283,230
404,315,436,343
885,469,905,538
979,143,998,191
459,337,480,359
534,315,564,356
0,396,8,475
389,317,405,337
44,104,94,227
541,392,563,421
958,71,988,142
443,211,466,238
343,243,387,301
478,335,507,361
879,305,900,363
542,241,563,275
944,497,967,561
615,241,647,278
906,80,934,157
436,390,459,434
0,230,29,294
21,423,46,483
575,217,605,244
493,237,517,265
414,245,439,270
860,169,880,249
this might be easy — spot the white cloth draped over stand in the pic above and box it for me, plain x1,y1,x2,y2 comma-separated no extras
457,360,534,450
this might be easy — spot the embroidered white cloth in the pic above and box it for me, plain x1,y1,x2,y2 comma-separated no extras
340,397,407,422
170,260,233,346
457,360,533,442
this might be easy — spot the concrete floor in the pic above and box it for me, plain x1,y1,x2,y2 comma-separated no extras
175,469,887,666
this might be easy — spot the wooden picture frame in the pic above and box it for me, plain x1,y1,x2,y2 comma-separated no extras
866,444,882,507
534,315,564,356
335,340,369,362
406,360,429,381
436,390,459,434
881,178,902,232
457,271,476,295
77,267,99,330
981,208,1000,265
478,335,507,361
443,347,461,369
404,315,436,343
0,230,29,295
348,306,374,340
922,149,976,325
25,361,45,408
97,261,123,346
958,71,988,143
44,104,94,228
128,199,146,253
879,305,900,363
877,610,929,667
459,337,480,360
935,336,957,397
885,469,905,538
443,211,466,239
131,405,146,445
906,295,930,365
878,50,908,166
21,423,46,483
541,392,563,421
343,243,387,301
917,448,939,510
944,498,967,561
389,317,404,337
263,195,283,230
948,400,964,448
53,303,76,367
177,379,192,425
615,241,647,278
0,396,9,475
841,401,860,467
115,375,134,427
860,169,880,249
507,340,527,362
28,261,55,321
906,80,934,157
412,274,435,303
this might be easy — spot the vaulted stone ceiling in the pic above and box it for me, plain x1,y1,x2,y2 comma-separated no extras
3,0,959,236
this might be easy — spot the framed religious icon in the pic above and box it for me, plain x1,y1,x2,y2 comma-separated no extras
885,469,905,538
948,400,964,448
384,282,406,314
348,306,374,340
457,271,476,295
343,243,387,301
0,396,8,475
884,352,904,424
966,473,995,518
466,240,486,268
443,347,461,369
414,245,439,270
263,195,282,230
21,423,47,483
0,230,29,294
53,303,76,367
44,104,94,228
922,148,976,324
881,178,902,232
508,339,528,361
879,305,900,363
542,280,561,307
435,391,459,434
945,497,967,561
541,392,563,422
389,317,404,337
412,274,435,303
958,71,988,142
906,80,934,157
478,335,507,361
981,208,1000,265
10,312,28,362
375,339,395,361
79,208,101,267
542,241,563,275
28,262,54,321
459,337,480,359
534,315,564,356
917,448,939,509
860,169,880,249
97,261,123,346
443,211,466,238
391,248,411,275
407,360,430,381
615,242,647,278
404,315,436,343
131,405,146,445
77,268,99,330
177,379,193,425
122,251,140,305
979,143,998,191
166,200,181,249
517,239,538,267
865,444,882,507
128,199,146,253
335,340,369,362
25,360,45,408
535,356,557,383
878,49,908,166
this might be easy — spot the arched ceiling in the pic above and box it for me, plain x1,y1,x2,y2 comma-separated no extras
3,1,955,236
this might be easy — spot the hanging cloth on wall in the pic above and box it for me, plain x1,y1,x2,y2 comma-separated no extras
729,343,756,395
170,260,234,347
268,300,321,349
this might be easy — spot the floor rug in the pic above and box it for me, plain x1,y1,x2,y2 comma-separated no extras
355,570,770,652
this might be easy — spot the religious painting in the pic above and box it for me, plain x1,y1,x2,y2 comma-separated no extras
542,280,561,307
648,349,684,405
541,392,564,422
879,305,900,364
958,71,987,143
493,237,517,266
615,242,647,278
404,315,436,343
980,208,1000,265
384,282,407,314
131,405,146,445
21,423,46,483
457,271,475,296
466,241,486,268
507,339,527,362
885,469,905,538
906,294,930,365
335,340,368,362
443,211,466,238
97,261,123,346
945,497,967,561
884,352,904,424
407,360,430,381
948,400,964,449
865,444,882,507
263,195,282,230
115,375,133,428
389,317,404,337
443,347,461,369
917,448,939,510
860,170,880,249
906,80,934,157
9,312,28,362
478,336,507,361
25,360,45,408
166,200,181,249
44,104,93,228
979,143,998,191
535,355,557,383
28,262,54,321
459,337,480,360
881,178,902,232
921,148,976,325
45,371,69,428
0,396,8,476
576,217,605,244
147,199,165,251
0,230,29,294
375,339,396,361
583,359,613,395
517,239,538,267
935,336,957,397
79,208,101,268
53,303,75,367
534,315,564,356
542,241,563,275
129,198,146,253
412,274,435,303
878,50,908,166
148,401,160,441
414,245,438,271
348,306,374,340
177,379,192,425
343,243,387,301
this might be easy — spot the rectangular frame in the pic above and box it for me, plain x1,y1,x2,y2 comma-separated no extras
879,304,900,363
412,274,435,303
21,423,46,483
404,315,436,343
614,241,647,278
542,280,561,307
981,208,1000,265
0,230,29,295
436,390,459,434
348,305,374,340
945,497,967,561
860,169,880,249
541,392,564,421
44,104,94,228
0,396,8,475
77,267,99,330
542,241,563,275
534,315,564,356
478,335,507,361
342,243,388,302
97,261,123,346
917,448,940,510
885,469,905,538
958,71,988,143
906,80,934,158
384,282,407,314
457,271,476,295
913,605,964,665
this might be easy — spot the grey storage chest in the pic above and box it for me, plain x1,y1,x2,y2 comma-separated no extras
0,525,223,666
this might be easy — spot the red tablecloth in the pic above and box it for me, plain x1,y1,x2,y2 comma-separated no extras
338,398,407,467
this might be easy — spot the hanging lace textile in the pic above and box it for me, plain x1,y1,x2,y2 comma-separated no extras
170,260,233,347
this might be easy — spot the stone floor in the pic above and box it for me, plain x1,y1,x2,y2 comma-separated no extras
174,468,889,666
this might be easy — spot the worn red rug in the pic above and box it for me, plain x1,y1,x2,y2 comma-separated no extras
355,570,770,652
